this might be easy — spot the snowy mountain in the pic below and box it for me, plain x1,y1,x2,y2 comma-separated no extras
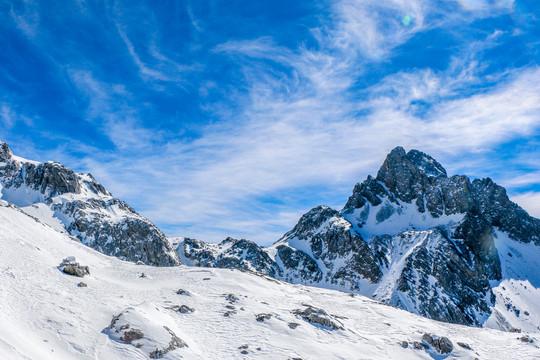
0,141,179,266
178,147,540,332
0,139,540,351
0,200,538,359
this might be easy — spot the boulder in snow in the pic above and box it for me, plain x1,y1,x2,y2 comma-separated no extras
293,305,343,330
59,257,90,277
422,333,453,354
105,305,188,358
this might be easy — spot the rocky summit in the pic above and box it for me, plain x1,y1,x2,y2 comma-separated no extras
0,141,179,266
178,146,540,330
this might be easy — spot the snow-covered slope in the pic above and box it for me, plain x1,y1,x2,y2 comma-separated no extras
179,147,540,331
0,141,179,266
0,201,538,359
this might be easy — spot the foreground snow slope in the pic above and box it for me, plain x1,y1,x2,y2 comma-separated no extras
0,203,538,359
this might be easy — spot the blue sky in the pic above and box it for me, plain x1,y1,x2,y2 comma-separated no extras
1,0,540,245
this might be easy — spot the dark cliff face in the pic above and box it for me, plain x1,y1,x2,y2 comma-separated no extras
0,141,180,266
276,206,382,285
26,162,82,196
0,142,13,162
375,146,447,204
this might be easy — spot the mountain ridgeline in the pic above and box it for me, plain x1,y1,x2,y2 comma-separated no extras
1,141,539,331
178,146,540,329
0,142,179,266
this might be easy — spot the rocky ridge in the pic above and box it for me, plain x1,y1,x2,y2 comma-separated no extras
0,141,179,266
178,146,540,329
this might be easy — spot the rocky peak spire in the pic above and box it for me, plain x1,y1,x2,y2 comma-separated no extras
0,141,13,162
377,147,446,180
375,146,446,203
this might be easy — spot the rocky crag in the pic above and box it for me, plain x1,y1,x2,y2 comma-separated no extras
0,141,179,266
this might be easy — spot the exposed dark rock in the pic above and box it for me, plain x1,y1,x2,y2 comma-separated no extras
180,237,277,276
288,322,300,329
457,342,472,350
175,305,194,314
61,205,179,266
519,335,533,343
0,142,13,162
226,293,239,303
422,333,433,345
255,313,272,322
77,282,87,287
149,326,188,359
422,333,453,354
107,310,187,358
176,289,189,295
277,206,382,287
121,329,144,344
293,305,343,330
59,257,89,277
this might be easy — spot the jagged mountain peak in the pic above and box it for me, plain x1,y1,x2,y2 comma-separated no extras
287,205,342,232
378,146,447,180
181,146,540,331
343,147,540,242
375,146,447,205
0,141,13,162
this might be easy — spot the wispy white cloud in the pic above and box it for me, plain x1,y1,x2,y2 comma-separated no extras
26,0,538,244
0,103,33,129
327,0,428,60
63,64,540,244
111,4,198,85
8,0,39,38
67,69,160,151
115,24,173,82
455,0,514,12
511,192,540,218
0,104,16,128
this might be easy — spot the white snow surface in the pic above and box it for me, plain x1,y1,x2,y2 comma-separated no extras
1,204,539,359
485,231,540,333
344,200,464,240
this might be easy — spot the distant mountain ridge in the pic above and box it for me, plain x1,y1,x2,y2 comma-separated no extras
178,146,540,331
1,141,539,331
0,141,179,266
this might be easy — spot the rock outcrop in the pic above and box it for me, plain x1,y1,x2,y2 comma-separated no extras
0,141,180,266
59,256,90,277
106,305,187,358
